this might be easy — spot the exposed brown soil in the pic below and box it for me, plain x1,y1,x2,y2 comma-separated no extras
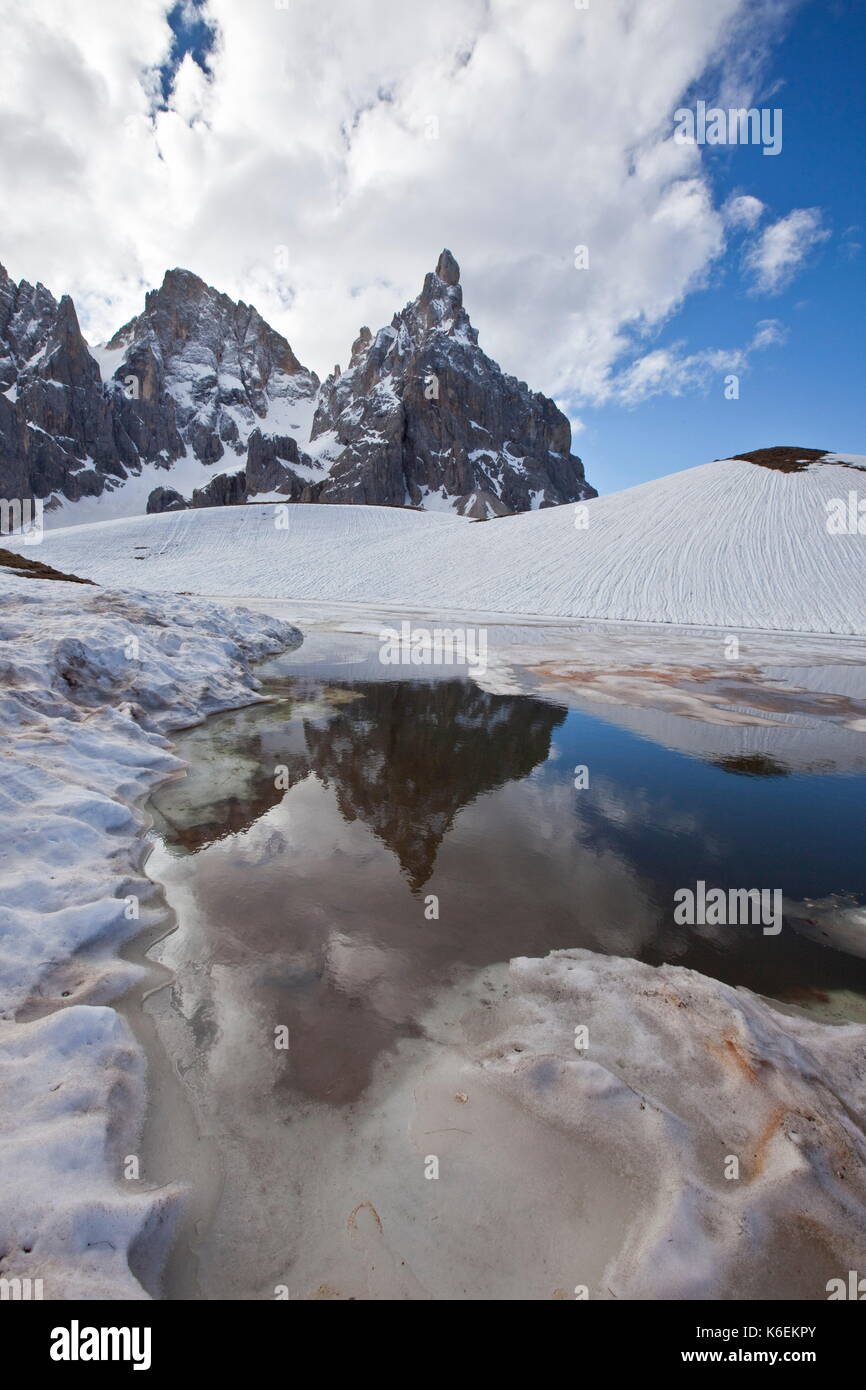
728,446,831,473
750,1106,788,1179
532,661,726,685
725,446,866,474
0,547,94,585
707,1032,759,1085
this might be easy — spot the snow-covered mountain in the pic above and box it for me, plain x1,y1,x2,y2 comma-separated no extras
306,249,594,517
0,264,132,507
98,267,320,471
17,449,866,635
0,253,594,524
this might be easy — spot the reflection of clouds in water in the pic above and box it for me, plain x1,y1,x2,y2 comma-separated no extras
573,696,866,778
149,662,866,1106
450,774,660,962
244,829,288,867
325,932,418,1026
584,774,715,843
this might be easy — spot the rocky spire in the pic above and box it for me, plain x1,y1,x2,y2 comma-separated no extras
0,266,134,505
309,251,595,516
435,248,460,285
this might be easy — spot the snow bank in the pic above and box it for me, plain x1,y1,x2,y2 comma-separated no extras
17,454,866,635
0,572,301,1297
408,948,866,1299
0,1007,171,1300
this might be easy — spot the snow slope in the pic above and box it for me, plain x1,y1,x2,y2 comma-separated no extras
22,503,470,604
0,572,300,1298
42,450,249,531
12,454,866,635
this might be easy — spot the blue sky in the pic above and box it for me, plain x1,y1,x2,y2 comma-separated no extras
157,0,216,108
582,0,866,491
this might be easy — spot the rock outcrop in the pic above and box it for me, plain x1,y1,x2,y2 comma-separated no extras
0,263,319,513
0,253,594,518
103,269,319,470
0,264,137,504
310,250,595,516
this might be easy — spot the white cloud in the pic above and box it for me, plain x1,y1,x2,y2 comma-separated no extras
744,207,831,294
724,194,766,229
0,0,797,408
750,317,787,350
612,319,786,407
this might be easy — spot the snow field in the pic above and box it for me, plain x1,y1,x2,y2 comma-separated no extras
23,455,866,635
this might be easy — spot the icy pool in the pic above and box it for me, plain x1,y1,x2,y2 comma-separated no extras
142,629,866,1298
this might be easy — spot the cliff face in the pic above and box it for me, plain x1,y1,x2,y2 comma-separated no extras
0,264,136,503
0,262,320,513
104,268,320,469
0,253,594,519
309,250,595,517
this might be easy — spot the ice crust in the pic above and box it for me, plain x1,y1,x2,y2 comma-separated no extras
0,572,300,1297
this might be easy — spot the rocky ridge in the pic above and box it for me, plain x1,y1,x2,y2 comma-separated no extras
0,253,594,519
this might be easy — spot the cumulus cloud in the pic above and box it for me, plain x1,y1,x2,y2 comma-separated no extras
744,207,831,293
724,194,766,229
612,319,786,406
0,0,797,408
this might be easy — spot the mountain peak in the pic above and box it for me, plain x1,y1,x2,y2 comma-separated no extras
0,251,594,521
309,251,594,515
159,266,210,295
435,249,460,286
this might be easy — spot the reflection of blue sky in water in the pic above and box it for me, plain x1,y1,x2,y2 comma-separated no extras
149,657,866,1047
545,704,866,905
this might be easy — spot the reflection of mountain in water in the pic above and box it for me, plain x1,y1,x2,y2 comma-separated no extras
153,677,566,888
304,681,566,890
149,698,316,853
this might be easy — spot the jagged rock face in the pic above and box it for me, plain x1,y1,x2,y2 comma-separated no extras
190,470,247,509
0,253,594,518
150,428,328,514
104,269,319,470
146,486,188,514
244,429,324,500
310,249,595,516
0,264,138,503
0,262,319,511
